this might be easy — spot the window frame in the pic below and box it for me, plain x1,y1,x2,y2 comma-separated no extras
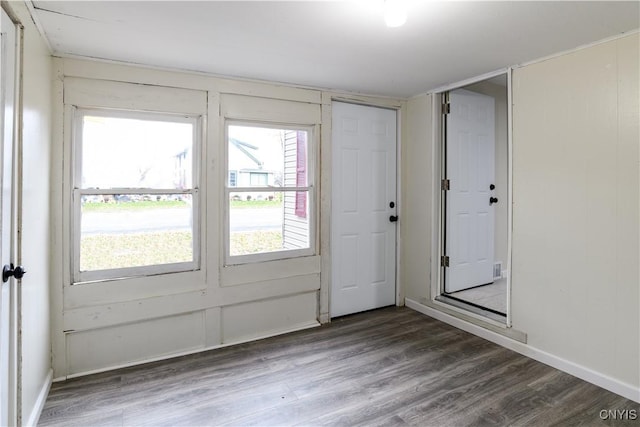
224,120,316,265
71,107,203,284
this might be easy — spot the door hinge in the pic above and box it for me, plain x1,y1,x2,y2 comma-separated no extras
442,102,450,115
441,255,450,268
441,179,450,191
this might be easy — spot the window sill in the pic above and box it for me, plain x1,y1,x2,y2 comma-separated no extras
64,269,206,309
221,255,321,287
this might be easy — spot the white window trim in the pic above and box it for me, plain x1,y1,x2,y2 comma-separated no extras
224,120,316,266
71,107,203,284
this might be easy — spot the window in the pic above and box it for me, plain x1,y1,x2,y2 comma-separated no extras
249,172,268,186
226,123,314,263
73,109,200,282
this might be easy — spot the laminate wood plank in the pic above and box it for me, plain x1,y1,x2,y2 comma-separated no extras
302,348,531,426
37,408,123,427
281,328,476,399
39,307,639,427
122,382,298,426
401,359,554,425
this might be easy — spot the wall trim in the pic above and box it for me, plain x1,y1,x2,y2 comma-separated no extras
23,1,53,53
56,54,405,103
26,368,52,427
406,298,640,403
428,68,510,95
515,28,639,70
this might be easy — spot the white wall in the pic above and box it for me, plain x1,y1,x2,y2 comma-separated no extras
403,33,639,401
511,33,639,392
402,94,432,302
9,1,53,425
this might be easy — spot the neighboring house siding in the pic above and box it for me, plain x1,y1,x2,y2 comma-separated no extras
283,130,309,249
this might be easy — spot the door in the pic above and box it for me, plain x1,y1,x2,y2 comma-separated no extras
0,8,18,426
445,89,495,293
331,102,397,317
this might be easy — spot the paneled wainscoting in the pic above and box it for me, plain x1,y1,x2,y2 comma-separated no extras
39,307,638,426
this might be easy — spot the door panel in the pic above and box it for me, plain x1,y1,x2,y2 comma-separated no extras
445,89,495,293
331,102,397,318
0,9,18,426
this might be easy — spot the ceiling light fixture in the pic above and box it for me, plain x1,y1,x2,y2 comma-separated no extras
384,0,407,28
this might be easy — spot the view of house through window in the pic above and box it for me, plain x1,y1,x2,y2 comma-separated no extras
227,124,312,261
75,111,199,280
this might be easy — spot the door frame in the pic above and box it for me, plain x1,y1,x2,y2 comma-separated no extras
319,94,405,323
429,68,514,328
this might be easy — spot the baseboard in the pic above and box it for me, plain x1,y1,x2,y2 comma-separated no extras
25,368,53,427
405,298,640,403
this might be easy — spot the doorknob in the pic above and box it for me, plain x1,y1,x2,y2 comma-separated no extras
490,197,498,205
389,215,398,222
3,264,26,283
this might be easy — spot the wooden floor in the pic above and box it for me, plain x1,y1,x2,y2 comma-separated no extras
39,307,639,426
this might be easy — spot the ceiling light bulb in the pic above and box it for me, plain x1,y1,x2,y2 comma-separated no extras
384,0,407,28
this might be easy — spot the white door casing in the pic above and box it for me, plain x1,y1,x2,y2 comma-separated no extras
331,102,397,318
0,8,18,426
445,89,495,293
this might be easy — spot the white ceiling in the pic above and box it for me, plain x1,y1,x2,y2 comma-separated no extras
32,1,639,98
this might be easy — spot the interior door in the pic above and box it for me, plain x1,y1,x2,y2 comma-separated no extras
331,102,397,318
445,89,495,293
0,9,18,426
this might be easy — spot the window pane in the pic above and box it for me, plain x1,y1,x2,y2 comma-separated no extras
229,191,309,256
82,115,193,189
80,194,193,271
228,125,308,189
249,172,268,186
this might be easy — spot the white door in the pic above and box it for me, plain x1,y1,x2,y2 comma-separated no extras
0,9,18,426
445,89,495,293
331,102,397,317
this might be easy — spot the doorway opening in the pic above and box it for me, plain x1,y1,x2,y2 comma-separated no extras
436,73,510,323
